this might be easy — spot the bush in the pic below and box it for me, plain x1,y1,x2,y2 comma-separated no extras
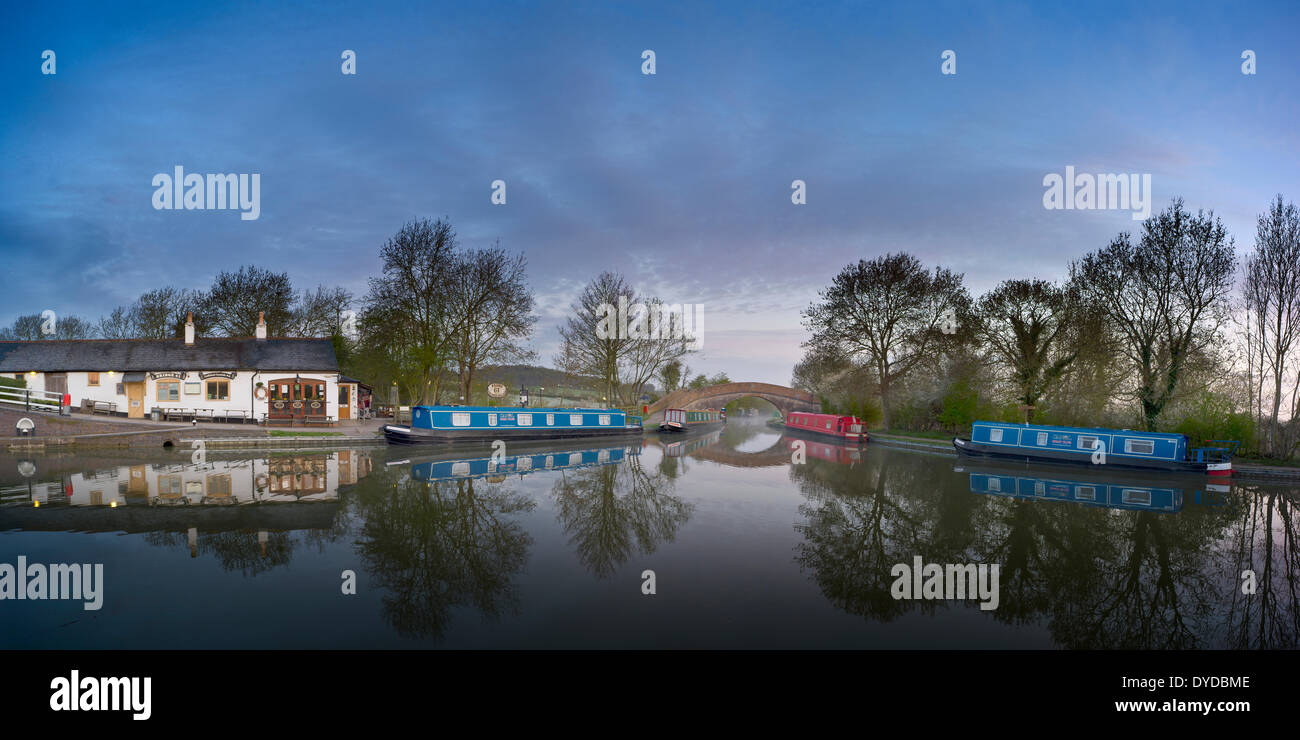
1172,392,1256,453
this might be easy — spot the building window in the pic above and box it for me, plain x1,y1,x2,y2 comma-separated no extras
207,474,232,496
157,381,180,402
87,372,100,386
451,412,471,427
1125,439,1155,455
206,380,230,401
989,428,1004,442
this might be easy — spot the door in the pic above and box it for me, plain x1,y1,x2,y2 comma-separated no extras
268,378,328,421
126,382,145,419
338,385,351,420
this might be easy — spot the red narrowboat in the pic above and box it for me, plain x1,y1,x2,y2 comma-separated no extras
783,412,867,443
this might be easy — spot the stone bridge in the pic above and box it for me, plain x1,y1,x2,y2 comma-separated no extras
644,382,817,423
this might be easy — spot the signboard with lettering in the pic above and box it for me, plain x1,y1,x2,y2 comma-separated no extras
487,383,507,398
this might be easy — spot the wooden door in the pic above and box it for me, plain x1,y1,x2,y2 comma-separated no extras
126,382,145,418
338,384,351,420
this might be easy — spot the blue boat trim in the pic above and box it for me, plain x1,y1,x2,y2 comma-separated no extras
384,405,643,445
953,421,1237,475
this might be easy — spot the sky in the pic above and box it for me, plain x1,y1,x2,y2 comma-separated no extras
1,0,1296,385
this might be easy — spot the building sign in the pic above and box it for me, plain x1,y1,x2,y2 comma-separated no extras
150,372,186,380
199,372,237,380
487,383,507,398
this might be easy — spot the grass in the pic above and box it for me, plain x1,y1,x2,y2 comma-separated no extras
873,429,956,441
267,430,345,437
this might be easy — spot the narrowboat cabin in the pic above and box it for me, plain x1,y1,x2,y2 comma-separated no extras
658,407,724,434
782,412,867,443
383,405,643,445
953,421,1237,475
964,469,1184,513
401,442,638,483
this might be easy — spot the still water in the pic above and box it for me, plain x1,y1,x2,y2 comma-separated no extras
2,418,1297,649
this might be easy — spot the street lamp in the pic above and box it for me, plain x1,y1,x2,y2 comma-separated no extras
520,387,530,407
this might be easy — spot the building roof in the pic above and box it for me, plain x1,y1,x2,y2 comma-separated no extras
0,338,339,373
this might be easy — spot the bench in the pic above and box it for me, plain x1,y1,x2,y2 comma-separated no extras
302,416,335,427
219,410,250,424
193,408,214,422
90,400,117,416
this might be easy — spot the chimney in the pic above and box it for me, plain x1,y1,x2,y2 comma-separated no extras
184,312,195,345
255,311,267,340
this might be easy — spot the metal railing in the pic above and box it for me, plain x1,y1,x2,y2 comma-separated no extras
0,385,66,413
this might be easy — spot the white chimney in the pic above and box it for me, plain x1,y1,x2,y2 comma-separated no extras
255,311,267,340
184,312,195,345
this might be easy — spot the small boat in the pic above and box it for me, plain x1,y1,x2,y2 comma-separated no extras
383,405,643,445
783,411,867,443
952,421,1237,476
657,407,724,434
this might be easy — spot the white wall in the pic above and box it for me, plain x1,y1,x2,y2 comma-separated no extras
20,370,341,418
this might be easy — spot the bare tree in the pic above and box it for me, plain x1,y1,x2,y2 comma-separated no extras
1243,195,1300,457
447,245,537,403
206,266,295,336
1071,199,1236,431
975,278,1082,419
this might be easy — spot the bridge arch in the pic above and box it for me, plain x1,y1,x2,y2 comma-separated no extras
645,382,817,423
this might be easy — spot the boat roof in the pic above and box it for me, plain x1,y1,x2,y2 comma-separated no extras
974,420,1186,440
413,405,623,412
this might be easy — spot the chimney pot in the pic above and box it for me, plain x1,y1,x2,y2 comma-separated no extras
255,311,267,340
184,312,195,345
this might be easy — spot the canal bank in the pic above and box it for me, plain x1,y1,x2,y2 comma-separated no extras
869,432,1300,482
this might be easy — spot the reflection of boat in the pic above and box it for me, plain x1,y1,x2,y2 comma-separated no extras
782,436,862,465
956,461,1189,513
660,430,723,457
953,421,1236,475
406,442,640,483
384,405,643,445
766,416,785,429
658,408,724,434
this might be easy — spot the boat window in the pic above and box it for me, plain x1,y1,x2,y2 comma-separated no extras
518,413,532,426
599,414,610,425
1122,489,1151,506
1034,481,1045,495
518,457,532,471
1037,432,1048,445
1076,486,1096,501
826,421,832,429
488,413,497,426
598,449,610,462
1125,439,1154,455
570,414,583,425
547,414,555,425
451,412,471,427
451,462,470,476
987,477,1001,492
989,428,1003,442
1078,435,1099,450
545,455,553,468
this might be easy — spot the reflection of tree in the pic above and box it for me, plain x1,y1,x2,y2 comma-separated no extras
354,472,534,640
1221,487,1300,648
142,529,298,576
791,449,1264,647
552,455,692,578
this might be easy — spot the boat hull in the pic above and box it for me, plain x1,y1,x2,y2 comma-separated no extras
782,425,867,444
656,419,725,435
953,437,1231,475
384,423,643,446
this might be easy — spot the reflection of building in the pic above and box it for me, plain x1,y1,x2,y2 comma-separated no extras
1,451,373,508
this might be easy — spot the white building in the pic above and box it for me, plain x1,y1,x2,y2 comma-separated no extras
0,313,361,424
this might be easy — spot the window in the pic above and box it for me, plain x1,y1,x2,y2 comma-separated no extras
599,414,610,425
1034,481,1045,495
157,381,180,402
451,412,471,427
487,413,498,426
517,457,532,471
1078,435,1100,451
1125,439,1155,455
158,475,182,495
989,428,1004,442
1122,489,1151,506
518,413,533,426
87,372,100,386
451,462,470,476
206,380,229,401
570,414,583,425
1076,486,1097,501
1037,432,1048,445
207,475,232,496
546,413,555,426
987,477,1001,492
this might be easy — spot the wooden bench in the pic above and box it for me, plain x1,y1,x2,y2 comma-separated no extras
90,400,117,415
301,416,335,427
193,408,215,422
219,410,250,424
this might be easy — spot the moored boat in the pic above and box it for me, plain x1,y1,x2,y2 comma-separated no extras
383,405,643,445
657,407,724,434
783,411,867,443
953,421,1237,476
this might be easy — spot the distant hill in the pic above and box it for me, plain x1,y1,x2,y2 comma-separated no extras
476,365,660,396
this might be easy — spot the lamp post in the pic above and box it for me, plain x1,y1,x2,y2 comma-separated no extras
520,387,530,408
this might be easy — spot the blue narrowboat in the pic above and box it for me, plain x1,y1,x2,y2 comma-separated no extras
953,421,1236,476
964,469,1184,513
383,405,643,445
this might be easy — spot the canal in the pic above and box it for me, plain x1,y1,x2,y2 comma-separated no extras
2,417,1296,649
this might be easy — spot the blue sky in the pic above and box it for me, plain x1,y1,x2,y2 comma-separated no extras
2,1,1296,384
